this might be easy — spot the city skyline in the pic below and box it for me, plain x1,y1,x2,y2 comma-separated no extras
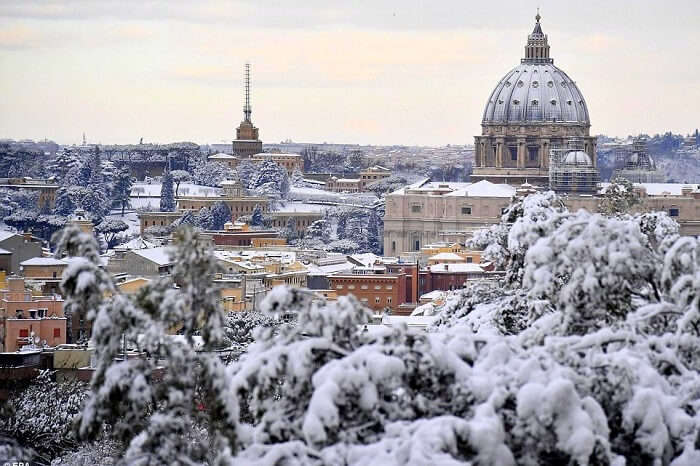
1,0,699,146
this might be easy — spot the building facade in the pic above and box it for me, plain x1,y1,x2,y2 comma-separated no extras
251,153,303,175
473,13,596,186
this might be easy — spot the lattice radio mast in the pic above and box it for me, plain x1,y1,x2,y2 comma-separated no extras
243,62,252,122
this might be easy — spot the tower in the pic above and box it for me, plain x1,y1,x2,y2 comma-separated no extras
233,62,263,158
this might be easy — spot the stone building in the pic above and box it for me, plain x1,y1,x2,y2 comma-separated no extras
473,12,596,186
208,153,239,169
0,177,59,209
383,180,516,255
251,153,303,175
0,230,43,275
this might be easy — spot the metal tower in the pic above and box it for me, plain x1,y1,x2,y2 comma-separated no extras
243,62,252,122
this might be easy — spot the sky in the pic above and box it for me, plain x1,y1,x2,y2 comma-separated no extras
1,0,698,146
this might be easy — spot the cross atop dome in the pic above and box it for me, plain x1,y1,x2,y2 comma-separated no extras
523,10,552,63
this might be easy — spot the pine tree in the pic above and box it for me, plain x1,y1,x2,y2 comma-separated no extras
251,204,263,226
160,170,176,212
210,201,232,230
112,167,134,215
367,209,381,254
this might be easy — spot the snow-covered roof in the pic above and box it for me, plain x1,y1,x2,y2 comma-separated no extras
334,178,361,183
305,261,355,276
0,230,18,242
20,257,66,266
419,290,446,301
428,252,464,261
600,183,698,197
132,247,173,266
428,263,484,273
0,247,11,255
390,179,515,198
381,315,438,328
349,253,380,267
253,152,301,158
208,153,237,159
131,183,222,198
114,237,157,251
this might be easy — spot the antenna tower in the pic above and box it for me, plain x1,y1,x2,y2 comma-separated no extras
243,62,252,122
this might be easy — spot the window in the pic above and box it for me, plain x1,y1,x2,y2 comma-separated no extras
375,297,380,304
467,257,473,263
391,241,396,252
336,285,343,290
19,329,29,338
411,205,421,213
360,298,368,303
374,285,382,290
52,271,57,278
414,240,420,251
528,147,538,161
387,297,392,304
669,208,680,217
509,147,518,161
461,207,472,215
386,285,393,290
54,328,61,338
348,285,355,290
361,285,368,290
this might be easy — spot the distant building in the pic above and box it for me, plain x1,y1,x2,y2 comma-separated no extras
251,153,303,175
473,13,596,186
0,177,59,209
0,231,43,275
611,137,665,183
359,166,392,189
208,153,239,169
383,180,516,255
232,63,263,158
549,139,600,194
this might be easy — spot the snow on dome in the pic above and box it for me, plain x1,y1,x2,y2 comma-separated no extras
562,150,593,167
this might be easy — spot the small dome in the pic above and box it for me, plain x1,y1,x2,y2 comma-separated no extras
563,150,592,166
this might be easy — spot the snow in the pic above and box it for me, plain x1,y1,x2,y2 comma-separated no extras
599,182,698,196
275,201,329,213
0,247,11,254
130,182,222,198
132,246,173,266
389,179,515,198
0,230,17,242
428,263,484,273
208,153,237,159
428,252,465,261
20,257,67,266
380,315,439,328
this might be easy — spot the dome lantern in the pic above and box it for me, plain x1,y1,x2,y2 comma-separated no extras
524,9,552,64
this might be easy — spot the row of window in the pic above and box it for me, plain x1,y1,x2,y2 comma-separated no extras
360,297,393,305
336,284,393,290
18,328,61,338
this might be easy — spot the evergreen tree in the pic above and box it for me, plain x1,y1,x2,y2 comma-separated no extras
367,209,381,254
210,201,231,230
160,171,176,212
598,177,639,216
112,167,134,215
251,204,263,226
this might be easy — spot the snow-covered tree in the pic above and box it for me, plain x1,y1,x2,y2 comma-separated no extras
210,201,232,230
112,166,134,215
306,218,331,242
57,226,238,463
160,170,176,212
47,149,82,184
95,218,129,248
236,159,257,190
192,161,235,187
170,169,191,196
599,177,640,216
249,160,290,200
250,204,264,227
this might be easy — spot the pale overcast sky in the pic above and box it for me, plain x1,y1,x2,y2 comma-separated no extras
1,0,698,146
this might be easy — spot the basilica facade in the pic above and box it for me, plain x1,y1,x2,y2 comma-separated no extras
472,13,596,186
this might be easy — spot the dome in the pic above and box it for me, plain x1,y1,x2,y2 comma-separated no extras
481,14,590,125
562,150,592,166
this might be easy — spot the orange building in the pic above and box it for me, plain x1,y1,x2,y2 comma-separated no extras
328,272,407,314
1,277,66,352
